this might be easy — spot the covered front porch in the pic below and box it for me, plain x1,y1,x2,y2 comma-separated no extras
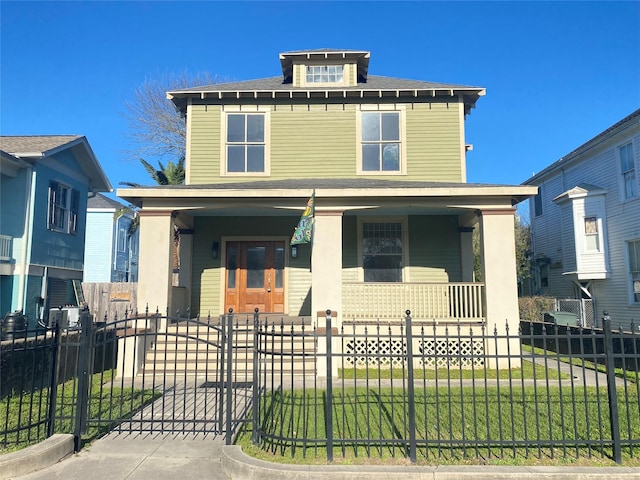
118,179,536,334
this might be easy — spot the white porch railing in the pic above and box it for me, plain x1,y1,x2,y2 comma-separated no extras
0,235,12,261
343,282,485,322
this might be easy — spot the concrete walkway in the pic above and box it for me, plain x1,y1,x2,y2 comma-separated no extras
7,432,640,480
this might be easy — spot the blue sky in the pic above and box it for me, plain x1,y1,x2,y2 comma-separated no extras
1,1,639,203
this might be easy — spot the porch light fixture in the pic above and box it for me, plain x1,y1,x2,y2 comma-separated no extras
291,246,298,258
211,241,220,259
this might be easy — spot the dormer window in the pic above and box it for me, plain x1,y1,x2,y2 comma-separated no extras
305,65,344,84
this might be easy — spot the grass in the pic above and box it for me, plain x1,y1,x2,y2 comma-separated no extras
339,359,566,380
236,385,640,467
0,370,160,453
521,344,640,384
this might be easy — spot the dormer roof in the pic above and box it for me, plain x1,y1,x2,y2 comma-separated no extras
168,48,485,116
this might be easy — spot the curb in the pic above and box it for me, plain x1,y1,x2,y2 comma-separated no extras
221,445,640,480
0,434,74,480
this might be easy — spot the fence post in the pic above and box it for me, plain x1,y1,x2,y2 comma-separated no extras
46,322,61,437
252,308,260,445
405,310,417,463
325,309,334,462
218,310,229,433
225,309,234,445
602,311,622,464
73,309,93,451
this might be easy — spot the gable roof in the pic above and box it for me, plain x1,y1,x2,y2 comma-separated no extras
88,193,128,210
0,135,112,193
523,108,640,185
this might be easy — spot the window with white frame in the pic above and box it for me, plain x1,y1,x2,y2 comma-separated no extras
48,182,79,234
584,216,600,251
362,221,403,282
628,239,640,303
620,142,636,200
305,65,344,84
361,111,401,173
225,113,266,173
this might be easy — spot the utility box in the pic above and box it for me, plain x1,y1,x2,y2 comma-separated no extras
544,311,579,326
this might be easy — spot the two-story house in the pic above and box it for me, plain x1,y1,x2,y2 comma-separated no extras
0,135,111,328
84,193,139,283
118,49,536,334
524,109,640,331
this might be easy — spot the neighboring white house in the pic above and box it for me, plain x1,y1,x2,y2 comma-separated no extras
524,109,640,331
84,193,138,283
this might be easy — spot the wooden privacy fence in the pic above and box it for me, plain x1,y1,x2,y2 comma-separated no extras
81,282,137,322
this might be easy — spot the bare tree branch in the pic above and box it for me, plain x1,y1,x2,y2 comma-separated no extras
122,71,221,162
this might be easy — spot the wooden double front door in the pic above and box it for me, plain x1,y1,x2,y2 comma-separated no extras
224,241,285,314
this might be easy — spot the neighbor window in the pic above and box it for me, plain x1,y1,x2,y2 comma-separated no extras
305,65,343,84
362,222,403,282
117,227,126,252
628,239,640,303
361,111,401,172
620,142,636,200
534,192,543,217
48,182,79,234
584,216,600,251
226,113,266,173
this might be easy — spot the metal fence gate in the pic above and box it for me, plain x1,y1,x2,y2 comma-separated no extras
556,298,595,327
48,309,256,447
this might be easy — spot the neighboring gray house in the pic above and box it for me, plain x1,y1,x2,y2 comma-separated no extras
84,193,139,283
0,135,111,328
524,109,640,330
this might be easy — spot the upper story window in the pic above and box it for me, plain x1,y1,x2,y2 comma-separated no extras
628,239,640,303
584,216,600,251
619,142,637,200
117,227,126,253
225,113,268,174
534,190,543,217
48,182,79,234
360,111,402,173
305,65,343,84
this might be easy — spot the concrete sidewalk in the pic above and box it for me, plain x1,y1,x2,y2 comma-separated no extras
6,432,640,480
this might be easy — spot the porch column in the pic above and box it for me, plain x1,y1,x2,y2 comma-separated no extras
479,208,520,367
137,210,174,328
311,210,344,327
459,226,475,282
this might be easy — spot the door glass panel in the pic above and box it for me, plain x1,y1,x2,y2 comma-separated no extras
246,247,265,288
275,246,284,289
227,246,237,288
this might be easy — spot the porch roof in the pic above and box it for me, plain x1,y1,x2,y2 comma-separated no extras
117,179,536,215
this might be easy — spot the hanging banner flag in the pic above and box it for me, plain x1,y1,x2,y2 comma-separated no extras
291,192,315,245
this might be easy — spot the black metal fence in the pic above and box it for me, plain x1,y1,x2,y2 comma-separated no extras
0,308,253,452
3,307,639,466
251,311,640,464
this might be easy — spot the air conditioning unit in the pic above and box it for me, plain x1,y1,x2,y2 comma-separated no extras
48,307,81,329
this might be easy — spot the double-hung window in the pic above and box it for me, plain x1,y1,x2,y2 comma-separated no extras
225,113,266,174
360,111,402,173
362,221,404,282
48,182,79,234
628,239,640,303
620,142,636,200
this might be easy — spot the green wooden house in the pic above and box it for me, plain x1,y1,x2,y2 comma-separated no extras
118,49,535,333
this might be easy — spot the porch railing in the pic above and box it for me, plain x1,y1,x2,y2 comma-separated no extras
343,282,484,321
0,234,12,261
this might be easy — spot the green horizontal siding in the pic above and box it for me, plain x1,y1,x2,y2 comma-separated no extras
187,100,464,184
405,103,462,181
408,215,461,282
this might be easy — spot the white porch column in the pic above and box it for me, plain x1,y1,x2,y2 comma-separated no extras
137,210,173,327
459,226,475,282
479,208,520,367
311,210,344,327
